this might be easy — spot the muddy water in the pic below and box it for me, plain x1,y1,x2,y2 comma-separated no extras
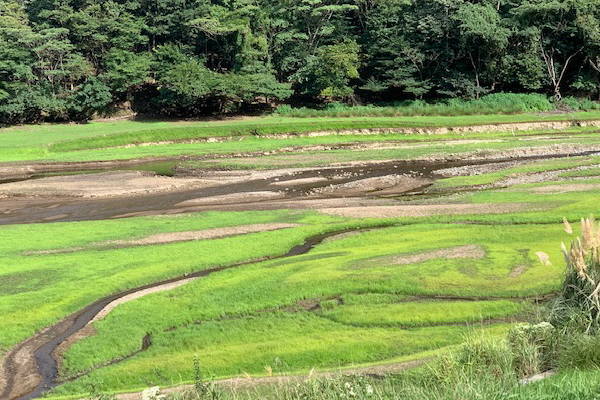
1,151,599,225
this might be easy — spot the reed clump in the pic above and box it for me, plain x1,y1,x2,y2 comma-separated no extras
555,217,600,333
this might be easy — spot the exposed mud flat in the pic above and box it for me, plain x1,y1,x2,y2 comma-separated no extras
0,160,439,224
0,171,215,198
0,159,180,184
309,175,431,197
271,177,329,186
1,146,596,225
176,191,285,206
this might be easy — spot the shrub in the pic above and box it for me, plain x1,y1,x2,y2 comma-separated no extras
507,322,557,377
559,97,600,111
274,93,560,118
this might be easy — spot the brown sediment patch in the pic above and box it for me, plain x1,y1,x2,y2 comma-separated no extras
171,197,402,216
176,191,284,207
509,265,527,278
114,358,431,400
0,171,217,198
389,244,485,265
0,159,174,183
319,202,540,218
26,223,299,255
529,183,600,194
112,223,299,246
352,245,485,270
310,175,431,196
0,341,42,400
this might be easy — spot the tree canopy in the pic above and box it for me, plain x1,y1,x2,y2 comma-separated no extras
0,0,598,123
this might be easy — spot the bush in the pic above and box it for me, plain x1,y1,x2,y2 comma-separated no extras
507,322,557,377
559,97,600,112
274,93,560,118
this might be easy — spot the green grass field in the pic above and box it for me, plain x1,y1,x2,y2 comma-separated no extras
1,112,600,163
5,212,577,395
1,113,600,399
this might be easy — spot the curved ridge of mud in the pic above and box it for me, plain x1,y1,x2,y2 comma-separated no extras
0,228,360,400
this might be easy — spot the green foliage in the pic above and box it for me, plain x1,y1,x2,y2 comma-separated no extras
275,93,555,117
507,322,558,377
293,40,360,99
67,78,112,121
1,0,600,123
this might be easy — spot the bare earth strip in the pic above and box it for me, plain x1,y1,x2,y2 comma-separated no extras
319,203,540,218
26,223,299,255
176,191,285,207
529,183,600,194
389,244,485,265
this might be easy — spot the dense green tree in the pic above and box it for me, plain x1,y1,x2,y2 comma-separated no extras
293,39,360,99
1,0,599,123
514,0,588,100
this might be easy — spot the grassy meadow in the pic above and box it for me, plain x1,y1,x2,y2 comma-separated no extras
1,112,600,399
1,111,600,163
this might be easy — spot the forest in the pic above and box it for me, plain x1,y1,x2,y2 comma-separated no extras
1,0,599,123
